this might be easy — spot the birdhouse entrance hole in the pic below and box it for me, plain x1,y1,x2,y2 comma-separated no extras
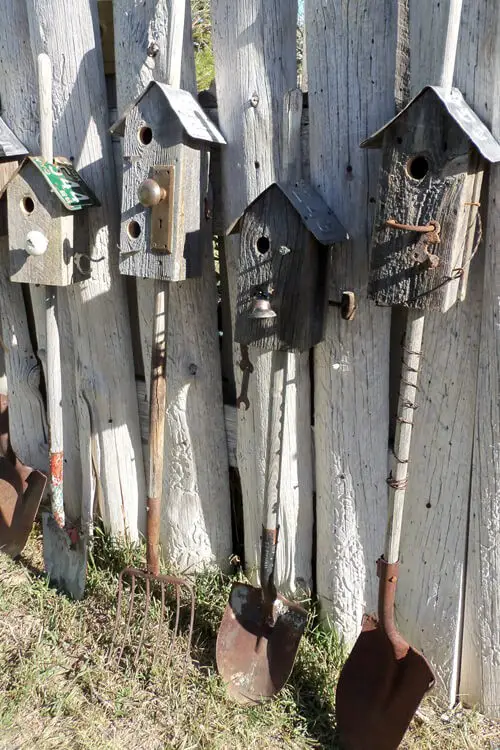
21,196,35,215
127,220,141,239
138,126,153,145
406,155,429,180
256,236,270,254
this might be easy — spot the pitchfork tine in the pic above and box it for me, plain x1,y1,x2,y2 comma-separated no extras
134,576,151,670
151,580,166,671
116,571,136,667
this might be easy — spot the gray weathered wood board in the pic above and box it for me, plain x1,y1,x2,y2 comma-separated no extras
113,0,232,571
367,89,483,311
305,0,394,643
212,0,314,594
235,185,329,351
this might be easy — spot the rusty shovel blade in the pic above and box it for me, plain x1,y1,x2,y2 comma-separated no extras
0,459,46,559
42,512,88,600
216,582,307,705
335,560,435,750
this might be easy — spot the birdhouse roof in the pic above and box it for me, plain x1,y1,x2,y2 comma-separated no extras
110,81,226,145
0,117,28,161
227,181,348,245
361,86,500,163
0,156,100,211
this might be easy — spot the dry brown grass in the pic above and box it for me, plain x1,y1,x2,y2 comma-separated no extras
0,528,498,750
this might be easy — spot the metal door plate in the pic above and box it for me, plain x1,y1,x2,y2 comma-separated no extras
151,165,175,253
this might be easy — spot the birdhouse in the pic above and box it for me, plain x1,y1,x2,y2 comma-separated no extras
363,86,500,312
111,81,226,282
229,181,348,352
1,156,99,286
0,116,28,162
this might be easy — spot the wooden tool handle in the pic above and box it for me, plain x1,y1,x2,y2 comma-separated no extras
38,53,53,163
146,284,168,575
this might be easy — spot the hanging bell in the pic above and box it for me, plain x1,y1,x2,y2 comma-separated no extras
249,286,277,319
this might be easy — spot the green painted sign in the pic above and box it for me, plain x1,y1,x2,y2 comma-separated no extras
30,156,100,211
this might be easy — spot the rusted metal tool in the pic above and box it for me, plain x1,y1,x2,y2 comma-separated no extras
109,282,195,674
216,351,307,703
0,385,46,559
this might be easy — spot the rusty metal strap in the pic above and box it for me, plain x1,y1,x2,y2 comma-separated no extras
385,218,437,233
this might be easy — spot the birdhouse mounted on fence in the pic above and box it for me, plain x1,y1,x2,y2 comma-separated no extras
111,81,226,282
363,86,500,312
229,181,348,351
0,117,28,162
2,156,99,286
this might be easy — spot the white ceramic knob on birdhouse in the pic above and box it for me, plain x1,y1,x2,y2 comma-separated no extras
25,230,49,257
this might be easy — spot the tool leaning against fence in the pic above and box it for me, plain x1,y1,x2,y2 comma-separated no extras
335,0,500,747
108,0,226,674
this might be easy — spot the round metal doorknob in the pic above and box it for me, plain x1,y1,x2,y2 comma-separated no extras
138,178,166,207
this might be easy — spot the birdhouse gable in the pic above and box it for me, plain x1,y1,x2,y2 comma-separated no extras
110,81,226,146
0,117,28,161
228,181,347,244
362,86,500,163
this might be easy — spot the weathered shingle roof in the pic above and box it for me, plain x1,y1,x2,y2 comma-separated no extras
361,86,500,163
228,180,348,245
110,81,226,145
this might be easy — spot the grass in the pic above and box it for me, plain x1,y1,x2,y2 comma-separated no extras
0,527,498,750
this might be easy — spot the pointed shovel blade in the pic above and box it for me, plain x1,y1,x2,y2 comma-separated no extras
336,613,435,750
216,582,307,704
42,511,88,600
0,458,46,558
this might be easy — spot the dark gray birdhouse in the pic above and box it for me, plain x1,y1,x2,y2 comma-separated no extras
0,117,28,162
111,81,226,282
229,181,348,352
363,86,500,312
2,156,99,286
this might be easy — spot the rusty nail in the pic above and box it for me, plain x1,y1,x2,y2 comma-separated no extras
250,92,259,107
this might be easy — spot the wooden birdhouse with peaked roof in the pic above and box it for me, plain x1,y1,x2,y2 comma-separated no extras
2,156,100,286
111,81,226,282
363,85,500,313
229,180,348,352
0,117,28,162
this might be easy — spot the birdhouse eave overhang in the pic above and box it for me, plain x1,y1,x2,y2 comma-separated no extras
227,181,349,245
0,117,28,161
361,85,500,163
110,81,226,145
0,156,100,211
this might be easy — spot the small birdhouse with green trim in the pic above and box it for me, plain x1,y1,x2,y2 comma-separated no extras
2,156,99,286
228,180,348,352
111,81,226,282
363,86,500,312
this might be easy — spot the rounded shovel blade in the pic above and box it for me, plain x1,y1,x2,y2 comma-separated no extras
42,511,88,600
216,582,307,704
0,458,46,558
336,614,435,750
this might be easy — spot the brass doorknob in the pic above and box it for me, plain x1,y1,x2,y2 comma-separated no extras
138,178,166,207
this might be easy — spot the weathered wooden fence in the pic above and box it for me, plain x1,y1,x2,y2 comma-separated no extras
0,0,498,719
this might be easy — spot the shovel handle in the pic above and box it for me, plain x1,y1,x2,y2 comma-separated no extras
146,283,168,576
260,351,287,601
46,286,64,527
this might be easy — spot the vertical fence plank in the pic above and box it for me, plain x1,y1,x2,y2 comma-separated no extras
113,0,232,570
212,0,314,593
18,0,147,538
459,0,500,718
305,2,395,642
393,0,485,703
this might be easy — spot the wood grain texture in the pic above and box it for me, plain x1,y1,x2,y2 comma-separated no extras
394,0,485,705
21,0,147,537
114,0,231,570
212,0,314,594
235,186,329,351
458,0,500,719
305,0,395,643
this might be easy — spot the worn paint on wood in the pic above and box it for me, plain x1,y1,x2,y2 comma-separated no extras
212,0,314,594
366,89,484,312
114,0,231,570
305,0,395,642
458,0,500,719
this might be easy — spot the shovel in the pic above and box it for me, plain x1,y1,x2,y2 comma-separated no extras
216,350,307,704
32,53,92,600
0,366,47,558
